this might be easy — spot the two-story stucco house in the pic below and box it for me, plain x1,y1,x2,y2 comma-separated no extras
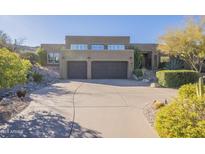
41,36,160,79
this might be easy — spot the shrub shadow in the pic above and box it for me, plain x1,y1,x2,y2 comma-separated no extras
0,111,102,138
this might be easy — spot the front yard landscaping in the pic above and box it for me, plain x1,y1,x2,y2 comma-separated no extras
0,45,59,123
144,78,205,137
142,17,205,138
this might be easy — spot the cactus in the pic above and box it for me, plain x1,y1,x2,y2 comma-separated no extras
196,77,204,97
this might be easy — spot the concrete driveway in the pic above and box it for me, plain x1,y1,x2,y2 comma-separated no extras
0,80,177,138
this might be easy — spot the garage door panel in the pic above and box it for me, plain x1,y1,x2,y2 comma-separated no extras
67,61,87,79
91,61,128,79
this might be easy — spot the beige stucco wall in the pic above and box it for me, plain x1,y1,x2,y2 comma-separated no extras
60,49,134,79
41,44,65,51
65,36,130,49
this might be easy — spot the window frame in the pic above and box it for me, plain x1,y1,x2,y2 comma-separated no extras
107,44,125,50
91,44,105,51
47,52,60,64
70,44,88,50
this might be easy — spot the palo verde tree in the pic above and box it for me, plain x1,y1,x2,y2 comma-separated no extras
158,17,205,72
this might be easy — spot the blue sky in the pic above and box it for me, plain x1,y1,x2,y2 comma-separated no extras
0,15,186,46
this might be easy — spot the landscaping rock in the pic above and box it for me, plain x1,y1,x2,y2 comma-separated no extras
31,65,60,82
144,99,169,127
0,98,13,106
142,69,157,82
143,103,156,127
0,65,60,99
0,96,31,123
132,74,141,80
142,79,149,83
132,74,137,80
150,82,160,88
152,100,165,110
0,65,60,123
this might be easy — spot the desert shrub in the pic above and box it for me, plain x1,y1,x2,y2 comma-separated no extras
0,48,32,88
178,84,200,100
156,70,199,88
158,62,167,69
32,72,43,83
36,47,47,66
20,52,39,64
155,97,205,138
134,69,143,78
165,58,184,70
16,88,27,98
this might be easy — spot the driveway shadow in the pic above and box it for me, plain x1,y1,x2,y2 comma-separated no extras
68,79,150,87
31,84,73,97
0,111,102,138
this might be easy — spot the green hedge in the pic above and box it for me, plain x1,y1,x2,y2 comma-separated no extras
156,70,199,88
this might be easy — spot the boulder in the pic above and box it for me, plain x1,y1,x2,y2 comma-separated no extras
152,100,165,110
132,74,143,80
142,79,150,82
150,82,160,88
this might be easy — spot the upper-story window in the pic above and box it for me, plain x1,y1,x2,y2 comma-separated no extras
70,44,88,50
107,45,125,50
91,45,104,50
47,52,59,64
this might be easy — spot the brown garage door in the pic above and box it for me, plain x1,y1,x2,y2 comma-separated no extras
67,61,87,79
91,61,128,79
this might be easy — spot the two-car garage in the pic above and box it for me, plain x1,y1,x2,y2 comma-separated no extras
67,61,128,79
